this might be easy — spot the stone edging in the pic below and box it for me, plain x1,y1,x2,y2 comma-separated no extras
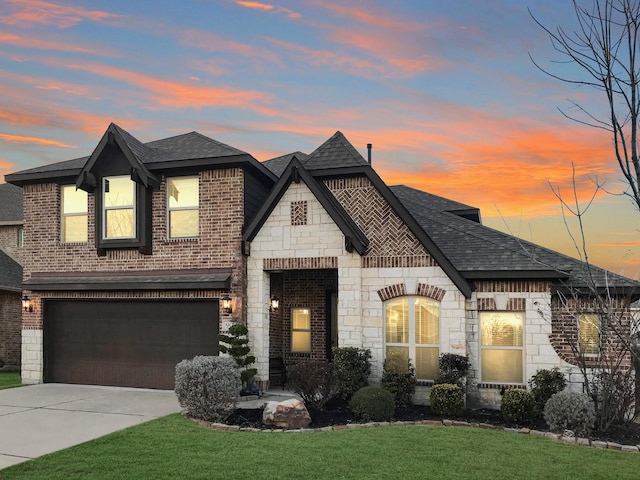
193,417,640,453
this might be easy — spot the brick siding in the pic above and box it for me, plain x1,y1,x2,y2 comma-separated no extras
0,291,21,369
0,225,23,264
550,296,633,369
326,176,436,266
21,168,247,328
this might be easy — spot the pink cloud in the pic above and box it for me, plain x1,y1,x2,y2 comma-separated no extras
0,133,76,148
233,1,301,19
0,0,120,28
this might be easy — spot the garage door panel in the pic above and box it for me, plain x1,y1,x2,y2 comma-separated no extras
44,299,219,389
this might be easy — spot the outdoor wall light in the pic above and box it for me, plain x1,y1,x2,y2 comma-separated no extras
270,296,280,312
221,294,232,314
21,294,33,312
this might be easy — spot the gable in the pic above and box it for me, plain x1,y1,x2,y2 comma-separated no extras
326,176,433,265
250,181,352,258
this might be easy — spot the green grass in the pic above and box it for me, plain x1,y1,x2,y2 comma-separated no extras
2,414,638,480
0,372,21,389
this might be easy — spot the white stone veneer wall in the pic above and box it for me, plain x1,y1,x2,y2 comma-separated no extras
246,182,467,384
21,329,42,383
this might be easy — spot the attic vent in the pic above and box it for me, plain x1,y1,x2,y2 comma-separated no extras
291,201,308,226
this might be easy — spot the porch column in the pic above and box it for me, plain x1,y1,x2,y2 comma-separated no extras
337,255,363,348
247,260,270,383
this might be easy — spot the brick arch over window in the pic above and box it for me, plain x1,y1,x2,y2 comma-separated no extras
377,283,446,302
377,283,406,302
416,283,446,302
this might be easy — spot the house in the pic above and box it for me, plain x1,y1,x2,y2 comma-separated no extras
0,182,23,370
5,123,638,407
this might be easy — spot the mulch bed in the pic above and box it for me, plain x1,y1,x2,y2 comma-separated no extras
224,399,640,446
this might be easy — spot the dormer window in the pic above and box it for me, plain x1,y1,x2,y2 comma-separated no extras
74,123,160,255
103,176,136,239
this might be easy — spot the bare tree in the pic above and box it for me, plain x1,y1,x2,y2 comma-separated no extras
530,0,640,210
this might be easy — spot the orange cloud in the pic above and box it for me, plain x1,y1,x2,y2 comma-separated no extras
46,60,276,115
595,241,640,247
0,133,76,148
0,0,120,28
233,1,301,18
306,0,422,33
266,37,388,77
0,32,118,56
235,1,273,11
179,29,281,66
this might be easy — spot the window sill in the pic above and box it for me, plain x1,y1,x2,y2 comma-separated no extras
478,383,526,390
166,237,199,243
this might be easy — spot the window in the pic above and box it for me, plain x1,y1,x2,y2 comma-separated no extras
291,308,311,353
385,297,439,380
103,176,135,239
167,176,199,238
61,185,88,243
579,313,600,356
480,312,524,384
17,227,24,247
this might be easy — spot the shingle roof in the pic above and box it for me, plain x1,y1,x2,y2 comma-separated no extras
263,151,309,176
6,126,253,181
302,131,368,170
0,249,22,291
391,185,638,290
0,183,23,223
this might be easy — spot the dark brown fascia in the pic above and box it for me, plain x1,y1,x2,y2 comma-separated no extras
24,269,232,291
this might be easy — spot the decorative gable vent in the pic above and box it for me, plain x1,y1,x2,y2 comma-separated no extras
291,200,308,226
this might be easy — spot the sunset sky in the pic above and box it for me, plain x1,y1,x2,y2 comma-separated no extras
1,0,639,277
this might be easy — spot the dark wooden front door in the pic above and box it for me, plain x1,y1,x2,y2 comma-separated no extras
44,299,219,389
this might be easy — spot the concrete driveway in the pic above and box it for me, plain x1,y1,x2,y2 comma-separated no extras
0,383,180,470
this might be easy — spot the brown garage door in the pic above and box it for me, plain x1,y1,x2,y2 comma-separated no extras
44,299,219,389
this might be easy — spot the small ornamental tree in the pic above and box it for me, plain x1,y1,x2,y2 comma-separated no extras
219,323,257,391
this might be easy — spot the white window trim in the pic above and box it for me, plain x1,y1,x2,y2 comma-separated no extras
102,175,136,240
384,296,440,381
17,227,24,248
167,176,199,239
479,311,525,385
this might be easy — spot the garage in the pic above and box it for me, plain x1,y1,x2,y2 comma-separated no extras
43,299,219,389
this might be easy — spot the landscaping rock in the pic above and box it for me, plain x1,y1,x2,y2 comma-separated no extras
262,399,311,429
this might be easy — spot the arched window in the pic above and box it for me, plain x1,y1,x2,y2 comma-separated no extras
385,297,439,380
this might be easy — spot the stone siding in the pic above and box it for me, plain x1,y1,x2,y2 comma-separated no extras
0,224,23,264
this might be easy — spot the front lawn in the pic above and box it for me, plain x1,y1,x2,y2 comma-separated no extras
0,372,21,390
2,414,638,479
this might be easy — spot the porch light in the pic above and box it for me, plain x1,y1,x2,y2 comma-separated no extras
221,294,232,314
270,296,280,312
22,294,33,312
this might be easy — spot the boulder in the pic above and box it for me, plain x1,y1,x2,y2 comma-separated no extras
262,399,312,429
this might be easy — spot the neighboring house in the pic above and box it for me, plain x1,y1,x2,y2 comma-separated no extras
5,123,638,407
0,182,23,370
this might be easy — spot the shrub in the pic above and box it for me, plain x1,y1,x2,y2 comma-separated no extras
544,390,596,437
288,360,338,410
500,388,535,424
349,386,395,422
528,368,567,415
381,352,416,407
218,323,257,388
174,355,241,422
332,347,372,402
430,383,464,417
434,353,470,387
